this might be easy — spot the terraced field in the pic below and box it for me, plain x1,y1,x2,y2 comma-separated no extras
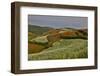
28,39,88,60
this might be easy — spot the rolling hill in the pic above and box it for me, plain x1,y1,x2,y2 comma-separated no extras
28,25,53,36
28,25,88,60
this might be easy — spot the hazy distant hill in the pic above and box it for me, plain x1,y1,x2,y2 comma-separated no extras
28,25,53,35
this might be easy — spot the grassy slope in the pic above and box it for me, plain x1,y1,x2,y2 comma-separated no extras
28,39,88,60
28,25,53,35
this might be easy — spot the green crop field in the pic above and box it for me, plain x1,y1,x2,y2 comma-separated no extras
28,39,88,60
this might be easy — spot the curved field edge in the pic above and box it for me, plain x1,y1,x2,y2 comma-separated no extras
28,39,88,60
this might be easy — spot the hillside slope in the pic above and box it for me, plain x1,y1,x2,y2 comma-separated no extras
28,26,88,60
28,25,53,35
28,39,88,60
